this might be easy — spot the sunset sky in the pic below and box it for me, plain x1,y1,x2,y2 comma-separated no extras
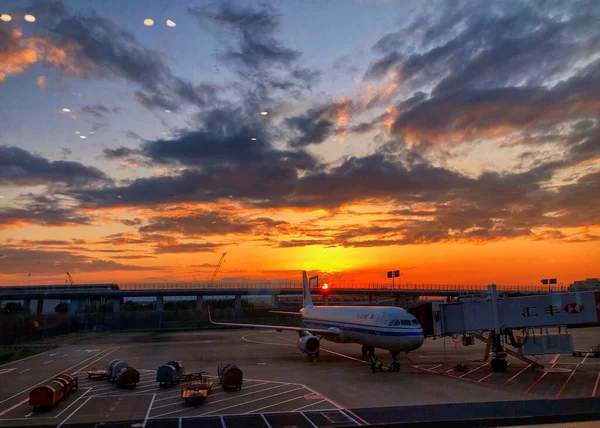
0,0,598,287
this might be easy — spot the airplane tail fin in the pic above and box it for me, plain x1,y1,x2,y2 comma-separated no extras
302,270,313,308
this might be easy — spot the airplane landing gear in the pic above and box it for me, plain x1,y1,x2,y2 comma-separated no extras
390,351,401,372
362,345,375,357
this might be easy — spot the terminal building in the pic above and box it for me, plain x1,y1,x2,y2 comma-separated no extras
569,278,600,291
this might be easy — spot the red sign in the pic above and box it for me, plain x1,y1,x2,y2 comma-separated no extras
564,303,585,314
595,292,600,322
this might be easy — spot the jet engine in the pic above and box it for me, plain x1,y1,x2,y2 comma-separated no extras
297,334,320,356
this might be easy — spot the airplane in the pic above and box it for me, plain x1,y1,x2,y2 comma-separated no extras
209,271,425,370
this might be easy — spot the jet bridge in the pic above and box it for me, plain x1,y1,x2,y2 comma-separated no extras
409,287,600,372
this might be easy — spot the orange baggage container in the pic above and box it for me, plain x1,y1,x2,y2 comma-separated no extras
29,382,64,409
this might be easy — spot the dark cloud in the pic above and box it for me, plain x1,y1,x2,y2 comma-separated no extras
1,1,222,111
285,99,353,147
188,1,317,100
134,90,180,112
0,146,110,187
79,104,120,119
0,248,158,275
140,211,287,236
367,2,599,94
154,242,220,254
103,147,137,159
109,255,157,260
0,194,91,229
121,218,143,227
388,63,600,149
137,106,318,172
189,1,300,70
124,131,143,141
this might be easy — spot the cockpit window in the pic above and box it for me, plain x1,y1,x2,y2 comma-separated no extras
411,319,420,325
401,320,412,326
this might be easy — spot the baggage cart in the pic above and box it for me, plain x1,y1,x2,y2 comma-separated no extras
87,367,109,380
217,364,243,391
181,379,214,405
117,367,140,388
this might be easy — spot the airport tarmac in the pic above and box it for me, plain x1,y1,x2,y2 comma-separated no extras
0,327,599,426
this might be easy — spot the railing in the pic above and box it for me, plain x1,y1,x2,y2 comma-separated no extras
0,282,567,293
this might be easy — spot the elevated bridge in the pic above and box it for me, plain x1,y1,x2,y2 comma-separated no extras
0,282,566,314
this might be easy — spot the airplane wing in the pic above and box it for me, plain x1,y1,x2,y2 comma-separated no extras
208,308,338,336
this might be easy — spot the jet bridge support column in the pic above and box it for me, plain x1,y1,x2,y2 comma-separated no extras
234,295,242,310
489,284,507,372
271,294,280,309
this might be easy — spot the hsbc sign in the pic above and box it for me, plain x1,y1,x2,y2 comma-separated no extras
564,303,585,314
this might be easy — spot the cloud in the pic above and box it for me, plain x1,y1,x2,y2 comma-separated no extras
382,62,600,150
154,242,220,254
0,26,93,83
189,1,300,70
285,98,354,147
0,248,159,275
0,145,110,187
188,1,318,98
103,147,137,159
139,210,287,236
0,194,91,229
1,2,222,111
36,75,46,88
360,1,600,154
79,104,120,119
121,218,143,226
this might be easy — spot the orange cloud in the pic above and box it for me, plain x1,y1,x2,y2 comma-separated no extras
0,28,96,84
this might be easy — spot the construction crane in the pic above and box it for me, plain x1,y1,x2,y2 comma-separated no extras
207,252,227,286
66,271,75,286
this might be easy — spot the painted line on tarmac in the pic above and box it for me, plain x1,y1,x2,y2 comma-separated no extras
0,398,28,417
301,383,368,426
300,412,319,428
245,394,306,414
44,360,53,364
501,364,532,387
49,353,58,357
152,382,268,409
478,372,494,383
242,331,369,365
0,346,118,405
142,393,156,428
151,383,290,419
242,332,296,347
198,386,305,417
260,414,273,428
53,388,93,418
555,353,590,399
293,399,328,412
320,348,369,365
18,369,30,374
592,372,600,397
0,348,53,368
525,357,561,394
56,396,91,428
459,363,489,378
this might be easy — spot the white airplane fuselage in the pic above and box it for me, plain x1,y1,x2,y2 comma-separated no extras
301,304,424,352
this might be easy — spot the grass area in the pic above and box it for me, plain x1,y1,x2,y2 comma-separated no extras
0,349,38,365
